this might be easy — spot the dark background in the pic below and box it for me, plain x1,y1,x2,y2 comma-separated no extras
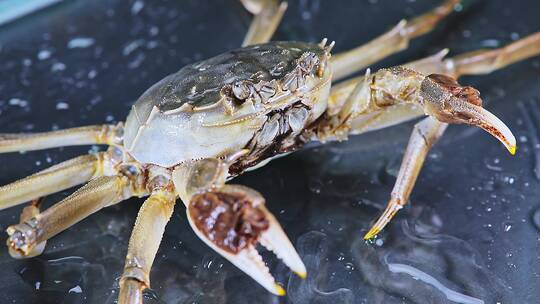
0,0,539,303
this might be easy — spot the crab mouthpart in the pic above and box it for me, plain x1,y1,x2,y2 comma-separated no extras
187,185,306,295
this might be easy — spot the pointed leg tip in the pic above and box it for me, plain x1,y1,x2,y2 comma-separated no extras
274,284,286,296
508,144,517,155
295,271,307,279
363,228,380,240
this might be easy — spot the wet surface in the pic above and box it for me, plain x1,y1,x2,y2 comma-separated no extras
0,0,539,303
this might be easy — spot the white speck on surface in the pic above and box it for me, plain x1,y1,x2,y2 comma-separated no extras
37,49,51,60
128,53,145,69
88,69,97,79
123,39,144,56
68,37,95,49
131,0,144,15
9,98,28,107
149,26,159,36
388,263,485,304
56,101,69,110
510,32,520,40
147,40,158,49
51,62,66,72
68,285,83,294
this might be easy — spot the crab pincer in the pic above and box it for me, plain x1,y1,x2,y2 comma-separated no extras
187,185,306,295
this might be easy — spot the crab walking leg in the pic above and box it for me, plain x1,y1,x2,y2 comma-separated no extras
361,34,540,237
327,31,540,133
319,66,516,154
118,190,176,304
0,124,121,153
325,35,540,237
241,0,287,46
449,31,540,76
331,0,459,81
172,157,306,295
0,153,106,211
364,118,447,239
5,175,135,258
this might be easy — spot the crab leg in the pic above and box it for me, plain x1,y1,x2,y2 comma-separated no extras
241,0,287,46
0,124,121,153
0,153,105,211
331,0,459,81
362,34,540,237
324,33,540,239
328,32,540,133
118,190,176,304
364,117,447,239
172,157,305,295
5,175,136,258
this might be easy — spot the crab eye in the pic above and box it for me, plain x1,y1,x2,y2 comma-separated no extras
232,80,253,100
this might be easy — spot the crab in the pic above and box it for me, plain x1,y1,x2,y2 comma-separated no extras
0,0,539,302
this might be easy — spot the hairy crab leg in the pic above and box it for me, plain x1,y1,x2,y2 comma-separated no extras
172,157,305,295
331,0,459,81
241,0,287,47
327,32,540,133
0,124,122,153
362,33,540,238
363,117,447,239
118,190,176,304
0,153,108,211
5,175,140,258
318,66,516,153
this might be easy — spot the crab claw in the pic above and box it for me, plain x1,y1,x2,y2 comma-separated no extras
421,73,516,155
186,185,306,295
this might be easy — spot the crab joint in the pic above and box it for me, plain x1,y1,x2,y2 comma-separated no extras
6,218,45,258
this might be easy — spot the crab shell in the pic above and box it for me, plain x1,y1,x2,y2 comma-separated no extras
123,41,332,167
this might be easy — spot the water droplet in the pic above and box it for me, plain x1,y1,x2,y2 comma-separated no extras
9,98,28,107
131,0,145,15
56,101,69,110
532,208,540,231
67,37,95,49
51,62,66,72
510,32,520,40
502,221,513,232
37,50,51,60
68,285,82,293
